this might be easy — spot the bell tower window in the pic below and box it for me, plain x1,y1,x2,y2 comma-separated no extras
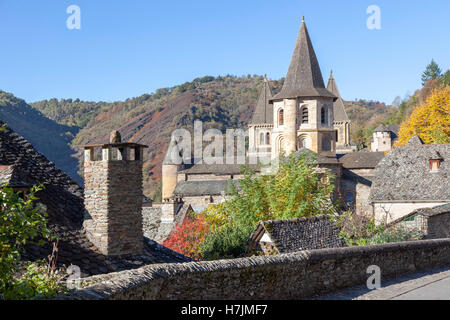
278,109,284,126
301,107,308,124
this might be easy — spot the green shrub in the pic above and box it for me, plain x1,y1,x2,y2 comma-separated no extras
0,184,65,300
2,260,68,300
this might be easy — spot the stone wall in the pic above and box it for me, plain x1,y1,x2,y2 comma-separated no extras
427,212,450,239
57,239,450,300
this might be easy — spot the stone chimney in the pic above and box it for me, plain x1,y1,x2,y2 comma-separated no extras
82,131,148,256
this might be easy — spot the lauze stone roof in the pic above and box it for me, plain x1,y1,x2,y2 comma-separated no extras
370,137,450,202
339,151,385,169
250,215,346,254
0,121,190,277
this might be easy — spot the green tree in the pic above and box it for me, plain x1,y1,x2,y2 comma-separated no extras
0,185,55,298
421,59,442,85
441,70,450,87
199,152,337,260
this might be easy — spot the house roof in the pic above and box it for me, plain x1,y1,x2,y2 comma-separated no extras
0,121,191,277
374,124,400,135
180,162,259,175
272,19,336,101
294,148,341,165
173,180,239,197
390,203,450,226
0,164,31,187
370,137,450,202
250,76,274,125
339,151,385,169
327,70,350,122
249,215,346,254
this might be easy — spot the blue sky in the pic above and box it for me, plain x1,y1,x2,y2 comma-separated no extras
0,0,449,104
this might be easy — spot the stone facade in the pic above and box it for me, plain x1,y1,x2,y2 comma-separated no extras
83,141,146,256
56,239,450,300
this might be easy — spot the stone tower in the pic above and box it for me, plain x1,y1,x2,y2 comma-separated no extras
162,142,183,200
327,70,351,150
248,75,274,160
82,131,148,256
270,18,337,159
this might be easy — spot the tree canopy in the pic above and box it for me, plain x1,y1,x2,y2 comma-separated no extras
421,59,443,85
396,86,450,145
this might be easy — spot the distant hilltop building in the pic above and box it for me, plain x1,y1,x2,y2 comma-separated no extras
370,124,399,152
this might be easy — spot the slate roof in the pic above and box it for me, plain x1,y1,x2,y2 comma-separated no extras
327,70,350,122
339,151,385,169
250,215,346,254
180,162,259,175
374,124,400,140
0,164,31,187
272,19,336,101
250,76,274,125
370,137,450,202
173,180,239,197
389,203,450,227
294,148,341,165
0,121,191,277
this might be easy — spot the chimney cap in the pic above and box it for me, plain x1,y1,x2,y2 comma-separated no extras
110,130,122,144
80,130,148,149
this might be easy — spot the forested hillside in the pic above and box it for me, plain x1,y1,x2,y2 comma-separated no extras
0,91,81,184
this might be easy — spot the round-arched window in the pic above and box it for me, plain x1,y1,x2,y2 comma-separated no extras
278,109,284,126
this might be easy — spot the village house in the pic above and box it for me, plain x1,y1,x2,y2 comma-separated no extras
370,135,450,223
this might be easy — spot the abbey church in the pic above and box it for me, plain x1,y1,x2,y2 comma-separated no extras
150,18,449,240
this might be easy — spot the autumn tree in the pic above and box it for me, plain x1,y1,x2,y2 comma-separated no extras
421,59,442,85
396,86,450,145
162,214,210,260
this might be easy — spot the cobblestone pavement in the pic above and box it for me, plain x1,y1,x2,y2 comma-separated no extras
311,266,450,300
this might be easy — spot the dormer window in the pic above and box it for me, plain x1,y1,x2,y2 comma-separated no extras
429,159,441,172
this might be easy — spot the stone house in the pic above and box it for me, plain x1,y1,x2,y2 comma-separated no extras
370,124,399,152
248,215,346,256
370,135,450,223
338,151,385,216
389,203,450,240
0,122,190,278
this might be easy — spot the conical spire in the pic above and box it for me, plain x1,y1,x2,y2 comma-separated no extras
250,75,274,125
273,18,335,100
327,70,349,121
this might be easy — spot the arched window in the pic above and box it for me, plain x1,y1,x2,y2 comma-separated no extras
266,132,270,145
298,138,307,149
278,109,284,126
260,132,265,145
301,107,308,124
321,107,327,125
